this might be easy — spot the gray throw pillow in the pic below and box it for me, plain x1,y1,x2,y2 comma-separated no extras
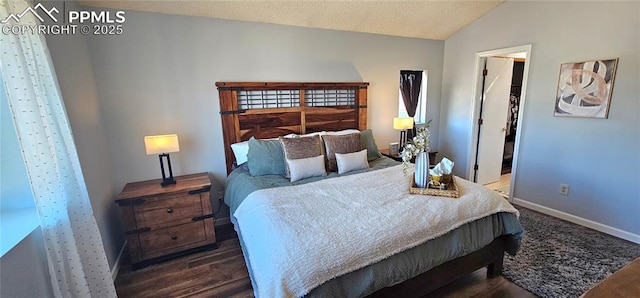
360,129,382,161
322,133,362,172
247,137,285,176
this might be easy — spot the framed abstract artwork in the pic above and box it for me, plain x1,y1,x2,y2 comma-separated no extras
554,58,618,118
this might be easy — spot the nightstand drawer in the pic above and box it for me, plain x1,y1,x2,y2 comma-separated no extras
139,221,210,259
134,194,203,229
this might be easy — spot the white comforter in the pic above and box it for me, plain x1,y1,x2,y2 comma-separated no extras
234,164,518,298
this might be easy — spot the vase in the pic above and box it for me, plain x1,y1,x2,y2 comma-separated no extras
414,151,429,188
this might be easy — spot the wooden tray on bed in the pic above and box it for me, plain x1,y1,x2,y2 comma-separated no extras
410,175,459,198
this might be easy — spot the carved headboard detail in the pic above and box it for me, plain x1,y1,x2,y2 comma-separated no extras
216,82,369,174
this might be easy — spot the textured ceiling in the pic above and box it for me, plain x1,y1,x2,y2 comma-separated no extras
77,0,505,40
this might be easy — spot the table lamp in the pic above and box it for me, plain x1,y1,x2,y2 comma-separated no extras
393,117,414,149
144,134,180,186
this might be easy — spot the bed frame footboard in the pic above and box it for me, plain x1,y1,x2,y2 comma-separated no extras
368,235,508,298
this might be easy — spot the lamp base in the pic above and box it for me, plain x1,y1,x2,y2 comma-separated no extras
158,153,177,187
161,179,176,187
399,129,408,149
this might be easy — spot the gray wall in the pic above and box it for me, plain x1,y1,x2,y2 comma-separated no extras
44,0,123,268
83,10,444,221
0,229,53,298
440,1,639,236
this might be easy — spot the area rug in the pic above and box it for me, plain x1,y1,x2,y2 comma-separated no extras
503,206,640,298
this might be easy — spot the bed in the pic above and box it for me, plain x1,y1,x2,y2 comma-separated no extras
217,82,524,297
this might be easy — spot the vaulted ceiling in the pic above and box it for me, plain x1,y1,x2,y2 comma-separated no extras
77,0,505,40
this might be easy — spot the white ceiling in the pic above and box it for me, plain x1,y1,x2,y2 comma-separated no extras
77,0,506,40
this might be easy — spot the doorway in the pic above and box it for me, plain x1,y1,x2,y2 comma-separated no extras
467,45,532,201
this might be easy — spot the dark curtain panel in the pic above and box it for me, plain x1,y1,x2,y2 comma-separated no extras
400,70,423,117
400,70,423,139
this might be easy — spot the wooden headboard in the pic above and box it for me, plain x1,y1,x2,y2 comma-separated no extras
217,82,369,174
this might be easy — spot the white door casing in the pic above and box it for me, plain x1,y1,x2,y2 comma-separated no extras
467,44,532,202
475,57,513,185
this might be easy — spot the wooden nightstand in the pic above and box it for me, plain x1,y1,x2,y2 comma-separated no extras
380,149,438,165
379,148,403,162
116,172,217,270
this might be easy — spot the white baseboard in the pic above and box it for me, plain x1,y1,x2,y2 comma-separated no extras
111,240,127,280
512,198,640,244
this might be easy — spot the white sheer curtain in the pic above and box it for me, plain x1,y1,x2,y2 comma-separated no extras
0,0,116,297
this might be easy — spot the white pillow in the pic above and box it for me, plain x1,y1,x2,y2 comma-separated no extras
230,141,249,165
283,131,326,138
300,131,326,137
324,129,360,136
335,149,369,174
287,155,326,182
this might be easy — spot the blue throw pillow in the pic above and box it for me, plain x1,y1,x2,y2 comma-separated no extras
247,137,286,176
360,129,382,161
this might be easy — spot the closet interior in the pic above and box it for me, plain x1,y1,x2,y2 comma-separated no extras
502,60,524,174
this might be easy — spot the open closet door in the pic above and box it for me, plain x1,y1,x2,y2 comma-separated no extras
475,57,514,185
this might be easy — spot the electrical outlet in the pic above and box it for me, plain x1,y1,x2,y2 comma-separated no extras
559,184,569,196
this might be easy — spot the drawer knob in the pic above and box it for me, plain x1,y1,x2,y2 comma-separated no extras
167,208,173,214
171,235,178,240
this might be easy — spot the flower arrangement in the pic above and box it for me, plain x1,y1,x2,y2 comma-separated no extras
401,125,431,174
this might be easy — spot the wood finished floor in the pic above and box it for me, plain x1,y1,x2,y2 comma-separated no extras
485,173,511,198
115,225,537,298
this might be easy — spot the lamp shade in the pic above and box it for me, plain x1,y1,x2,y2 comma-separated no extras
393,117,414,130
144,134,180,155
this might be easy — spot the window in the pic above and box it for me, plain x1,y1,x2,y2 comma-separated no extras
0,75,39,257
398,70,428,124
